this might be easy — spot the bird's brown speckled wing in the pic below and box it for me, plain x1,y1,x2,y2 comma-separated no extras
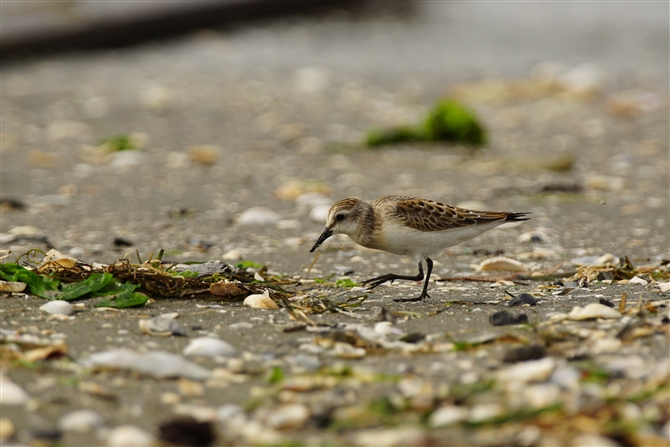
392,198,512,232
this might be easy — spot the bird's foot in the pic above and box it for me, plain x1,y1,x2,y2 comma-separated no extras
361,274,397,290
394,293,430,303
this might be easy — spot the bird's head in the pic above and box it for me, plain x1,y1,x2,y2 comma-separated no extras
310,198,365,252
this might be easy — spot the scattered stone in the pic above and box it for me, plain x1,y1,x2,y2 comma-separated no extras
571,253,619,266
517,230,552,244
107,425,156,447
158,417,216,447
467,403,504,423
188,145,220,166
508,293,538,306
569,433,622,447
490,310,529,326
178,378,205,398
58,409,105,433
309,204,331,223
222,249,243,261
332,342,366,359
237,207,280,226
568,303,621,320
503,344,546,363
598,298,615,308
183,337,237,358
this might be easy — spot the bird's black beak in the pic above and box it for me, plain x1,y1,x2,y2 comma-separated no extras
310,227,333,252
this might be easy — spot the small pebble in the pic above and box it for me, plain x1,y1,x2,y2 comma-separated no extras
490,310,529,326
568,303,621,320
508,293,538,306
0,380,29,405
503,344,546,363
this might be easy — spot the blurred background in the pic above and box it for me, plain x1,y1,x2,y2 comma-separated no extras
2,1,668,269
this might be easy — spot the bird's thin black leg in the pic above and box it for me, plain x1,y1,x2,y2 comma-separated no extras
361,258,434,302
394,258,433,303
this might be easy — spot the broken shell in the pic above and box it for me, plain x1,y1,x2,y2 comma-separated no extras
331,342,366,359
0,281,26,293
37,248,79,271
107,425,156,447
58,409,105,433
183,337,237,357
40,300,75,316
498,357,556,384
429,405,469,427
475,257,527,272
80,349,210,380
243,290,279,310
568,303,622,320
629,276,648,286
265,403,311,429
237,207,281,226
139,313,185,337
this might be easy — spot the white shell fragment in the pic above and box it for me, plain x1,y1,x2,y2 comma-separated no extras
429,405,470,427
40,300,75,316
183,337,238,357
107,425,156,447
475,256,527,272
80,349,210,380
629,276,648,286
266,403,311,429
309,205,331,223
243,290,279,310
58,409,105,433
332,342,366,359
498,357,556,384
0,379,29,405
568,303,622,320
237,207,281,226
0,281,26,293
139,312,185,336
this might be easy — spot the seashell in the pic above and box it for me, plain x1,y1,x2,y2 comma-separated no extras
80,349,210,380
0,379,29,405
571,253,619,267
178,378,204,398
517,229,552,244
475,256,527,272
58,409,105,433
498,357,556,384
40,300,75,316
107,425,156,447
309,205,330,223
243,290,279,310
139,313,185,337
0,281,26,293
183,337,237,357
521,383,560,409
629,276,648,286
658,282,670,293
222,249,243,261
237,207,281,226
38,248,78,272
429,405,469,428
331,342,366,359
467,404,504,423
0,418,15,442
188,145,220,166
568,303,622,320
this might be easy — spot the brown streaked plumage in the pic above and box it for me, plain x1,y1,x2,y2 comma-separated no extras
310,195,529,302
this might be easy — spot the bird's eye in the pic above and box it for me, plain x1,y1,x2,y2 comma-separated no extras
335,213,345,222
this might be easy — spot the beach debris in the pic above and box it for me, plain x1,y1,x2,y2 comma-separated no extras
567,303,622,320
139,312,186,337
243,290,279,310
40,300,75,316
475,257,527,272
490,311,529,326
183,337,237,358
80,349,210,380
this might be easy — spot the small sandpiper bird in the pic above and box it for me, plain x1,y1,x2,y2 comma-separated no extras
310,195,529,302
